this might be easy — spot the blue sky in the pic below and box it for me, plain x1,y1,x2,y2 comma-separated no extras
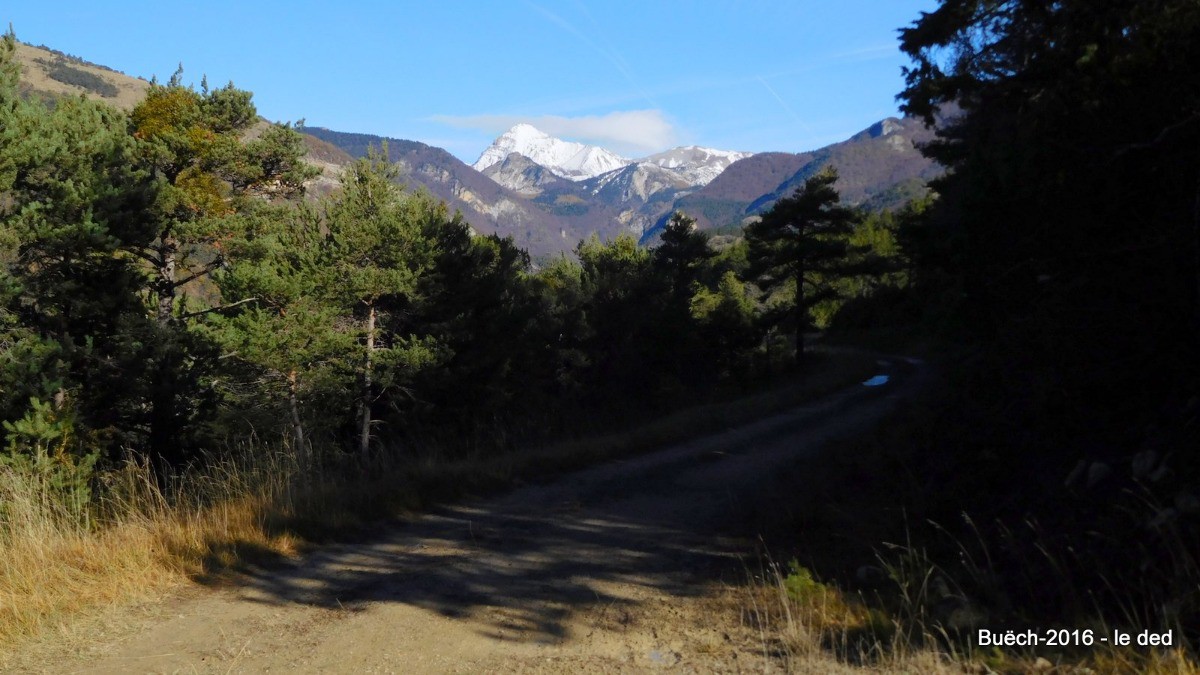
5,1,938,162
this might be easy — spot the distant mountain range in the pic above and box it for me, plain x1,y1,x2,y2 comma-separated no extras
640,146,756,187
13,40,942,258
472,123,753,187
300,126,593,255
664,117,941,238
307,119,940,255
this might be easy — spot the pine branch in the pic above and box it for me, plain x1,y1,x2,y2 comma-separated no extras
123,246,162,267
179,297,258,319
171,260,224,289
1112,112,1200,160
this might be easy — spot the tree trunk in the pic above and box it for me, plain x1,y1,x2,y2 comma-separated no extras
148,350,181,480
794,269,805,364
358,303,375,459
287,369,307,468
1193,168,1200,336
155,234,177,325
149,233,180,477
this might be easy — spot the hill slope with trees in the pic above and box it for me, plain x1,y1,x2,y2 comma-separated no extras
5,1,1197,667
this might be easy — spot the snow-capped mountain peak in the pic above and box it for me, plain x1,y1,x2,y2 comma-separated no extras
473,125,630,181
638,146,755,186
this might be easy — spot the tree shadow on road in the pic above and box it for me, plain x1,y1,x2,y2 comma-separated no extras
215,363,916,645
229,495,748,643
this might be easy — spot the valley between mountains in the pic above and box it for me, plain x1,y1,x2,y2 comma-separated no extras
12,41,940,258
299,116,940,257
8,3,1200,670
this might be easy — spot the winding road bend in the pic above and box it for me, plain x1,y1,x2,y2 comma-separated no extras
31,357,924,674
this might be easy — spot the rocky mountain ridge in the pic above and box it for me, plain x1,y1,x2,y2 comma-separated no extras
640,146,755,186
653,115,941,241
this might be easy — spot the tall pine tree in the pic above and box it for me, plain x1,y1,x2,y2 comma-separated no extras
745,168,860,362
125,72,316,466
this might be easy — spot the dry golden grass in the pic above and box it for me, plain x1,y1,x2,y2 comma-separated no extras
740,576,954,672
14,43,148,111
743,551,1200,674
0,453,306,652
0,351,876,658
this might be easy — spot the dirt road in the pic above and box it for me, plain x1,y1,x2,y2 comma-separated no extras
24,358,923,673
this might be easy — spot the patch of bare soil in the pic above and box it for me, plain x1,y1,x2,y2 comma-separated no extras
12,359,922,674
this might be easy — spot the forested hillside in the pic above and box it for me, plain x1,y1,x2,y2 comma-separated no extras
2,0,1198,669
299,126,593,256
0,18,911,519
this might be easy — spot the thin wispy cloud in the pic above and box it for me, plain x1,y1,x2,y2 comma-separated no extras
756,76,814,134
430,110,679,155
756,41,905,83
830,43,902,63
514,74,744,118
501,41,900,123
523,0,659,110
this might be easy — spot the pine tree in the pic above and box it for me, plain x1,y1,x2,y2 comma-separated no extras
204,205,353,463
531,255,588,396
323,148,439,458
413,218,542,425
744,168,860,362
654,212,712,300
690,271,759,380
0,29,158,457
576,233,659,397
127,75,315,325
651,212,715,386
124,74,317,465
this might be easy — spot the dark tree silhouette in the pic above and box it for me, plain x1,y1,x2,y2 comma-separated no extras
745,168,860,362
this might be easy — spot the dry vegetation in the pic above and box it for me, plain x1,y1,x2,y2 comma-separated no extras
0,351,876,660
0,452,299,652
737,412,1200,675
13,42,148,110
742,555,1200,674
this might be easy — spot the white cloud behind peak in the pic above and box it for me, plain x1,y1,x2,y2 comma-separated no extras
431,110,679,157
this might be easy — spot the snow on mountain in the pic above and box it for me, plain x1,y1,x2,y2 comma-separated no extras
473,124,630,181
481,152,569,196
474,125,754,188
583,162,690,205
638,146,755,186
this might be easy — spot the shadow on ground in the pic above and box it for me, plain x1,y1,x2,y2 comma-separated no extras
238,501,741,643
223,357,921,644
